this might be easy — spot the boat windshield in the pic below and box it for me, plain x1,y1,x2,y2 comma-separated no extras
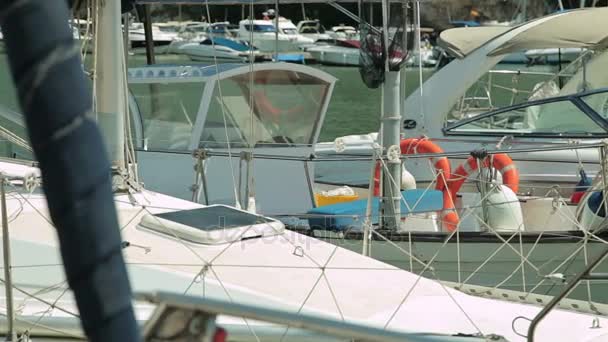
282,28,297,35
300,23,323,34
130,82,202,150
445,88,608,137
186,26,207,33
245,24,276,33
200,69,330,148
157,25,178,33
209,24,229,34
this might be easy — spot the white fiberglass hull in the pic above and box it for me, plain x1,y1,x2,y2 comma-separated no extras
308,229,608,303
314,134,602,194
2,160,608,341
178,43,261,63
249,38,298,53
308,46,359,66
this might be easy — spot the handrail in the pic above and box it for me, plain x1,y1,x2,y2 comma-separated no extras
453,50,594,119
191,141,607,162
488,69,575,77
527,246,608,342
139,291,488,342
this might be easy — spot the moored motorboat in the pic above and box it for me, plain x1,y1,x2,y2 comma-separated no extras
307,40,360,66
277,17,315,49
236,19,297,53
129,22,180,53
328,25,359,40
178,37,263,63
297,19,333,43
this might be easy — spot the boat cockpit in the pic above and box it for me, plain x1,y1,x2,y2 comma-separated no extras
128,63,336,214
445,87,608,138
0,63,336,216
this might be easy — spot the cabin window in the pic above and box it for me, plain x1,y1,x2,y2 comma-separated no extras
448,99,605,136
130,82,203,150
244,24,276,33
582,92,608,119
200,70,329,148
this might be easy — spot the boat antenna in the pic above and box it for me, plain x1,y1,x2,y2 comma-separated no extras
0,0,139,340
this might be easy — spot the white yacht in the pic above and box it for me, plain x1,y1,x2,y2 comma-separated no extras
236,19,299,52
307,39,360,66
178,37,263,63
168,21,235,53
297,20,333,42
328,25,359,40
300,8,608,298
128,22,180,52
276,17,315,48
6,1,608,341
2,60,608,342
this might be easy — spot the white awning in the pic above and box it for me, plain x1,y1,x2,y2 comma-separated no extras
489,7,608,56
439,8,608,59
438,26,510,59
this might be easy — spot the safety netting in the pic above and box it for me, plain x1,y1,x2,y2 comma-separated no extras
359,1,414,88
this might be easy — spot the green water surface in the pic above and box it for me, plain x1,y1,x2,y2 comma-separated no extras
0,53,558,143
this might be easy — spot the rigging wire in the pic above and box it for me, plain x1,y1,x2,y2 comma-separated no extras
203,0,242,209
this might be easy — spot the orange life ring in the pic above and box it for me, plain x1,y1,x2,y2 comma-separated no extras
448,153,519,202
373,138,459,231
251,71,307,124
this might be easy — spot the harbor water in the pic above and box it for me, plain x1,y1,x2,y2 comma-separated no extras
0,53,559,144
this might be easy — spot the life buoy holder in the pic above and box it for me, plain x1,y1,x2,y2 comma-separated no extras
373,138,459,231
448,153,519,202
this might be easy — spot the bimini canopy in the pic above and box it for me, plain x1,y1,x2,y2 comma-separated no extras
439,7,608,59
438,26,510,59
489,7,608,56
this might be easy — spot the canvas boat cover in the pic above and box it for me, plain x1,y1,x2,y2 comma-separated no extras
438,26,509,58
439,7,608,59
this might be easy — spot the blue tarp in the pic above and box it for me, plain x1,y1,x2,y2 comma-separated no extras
205,37,250,51
275,53,305,63
450,20,481,27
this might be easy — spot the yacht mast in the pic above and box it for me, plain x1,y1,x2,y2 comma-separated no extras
0,0,138,340
95,0,127,171
379,0,402,230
